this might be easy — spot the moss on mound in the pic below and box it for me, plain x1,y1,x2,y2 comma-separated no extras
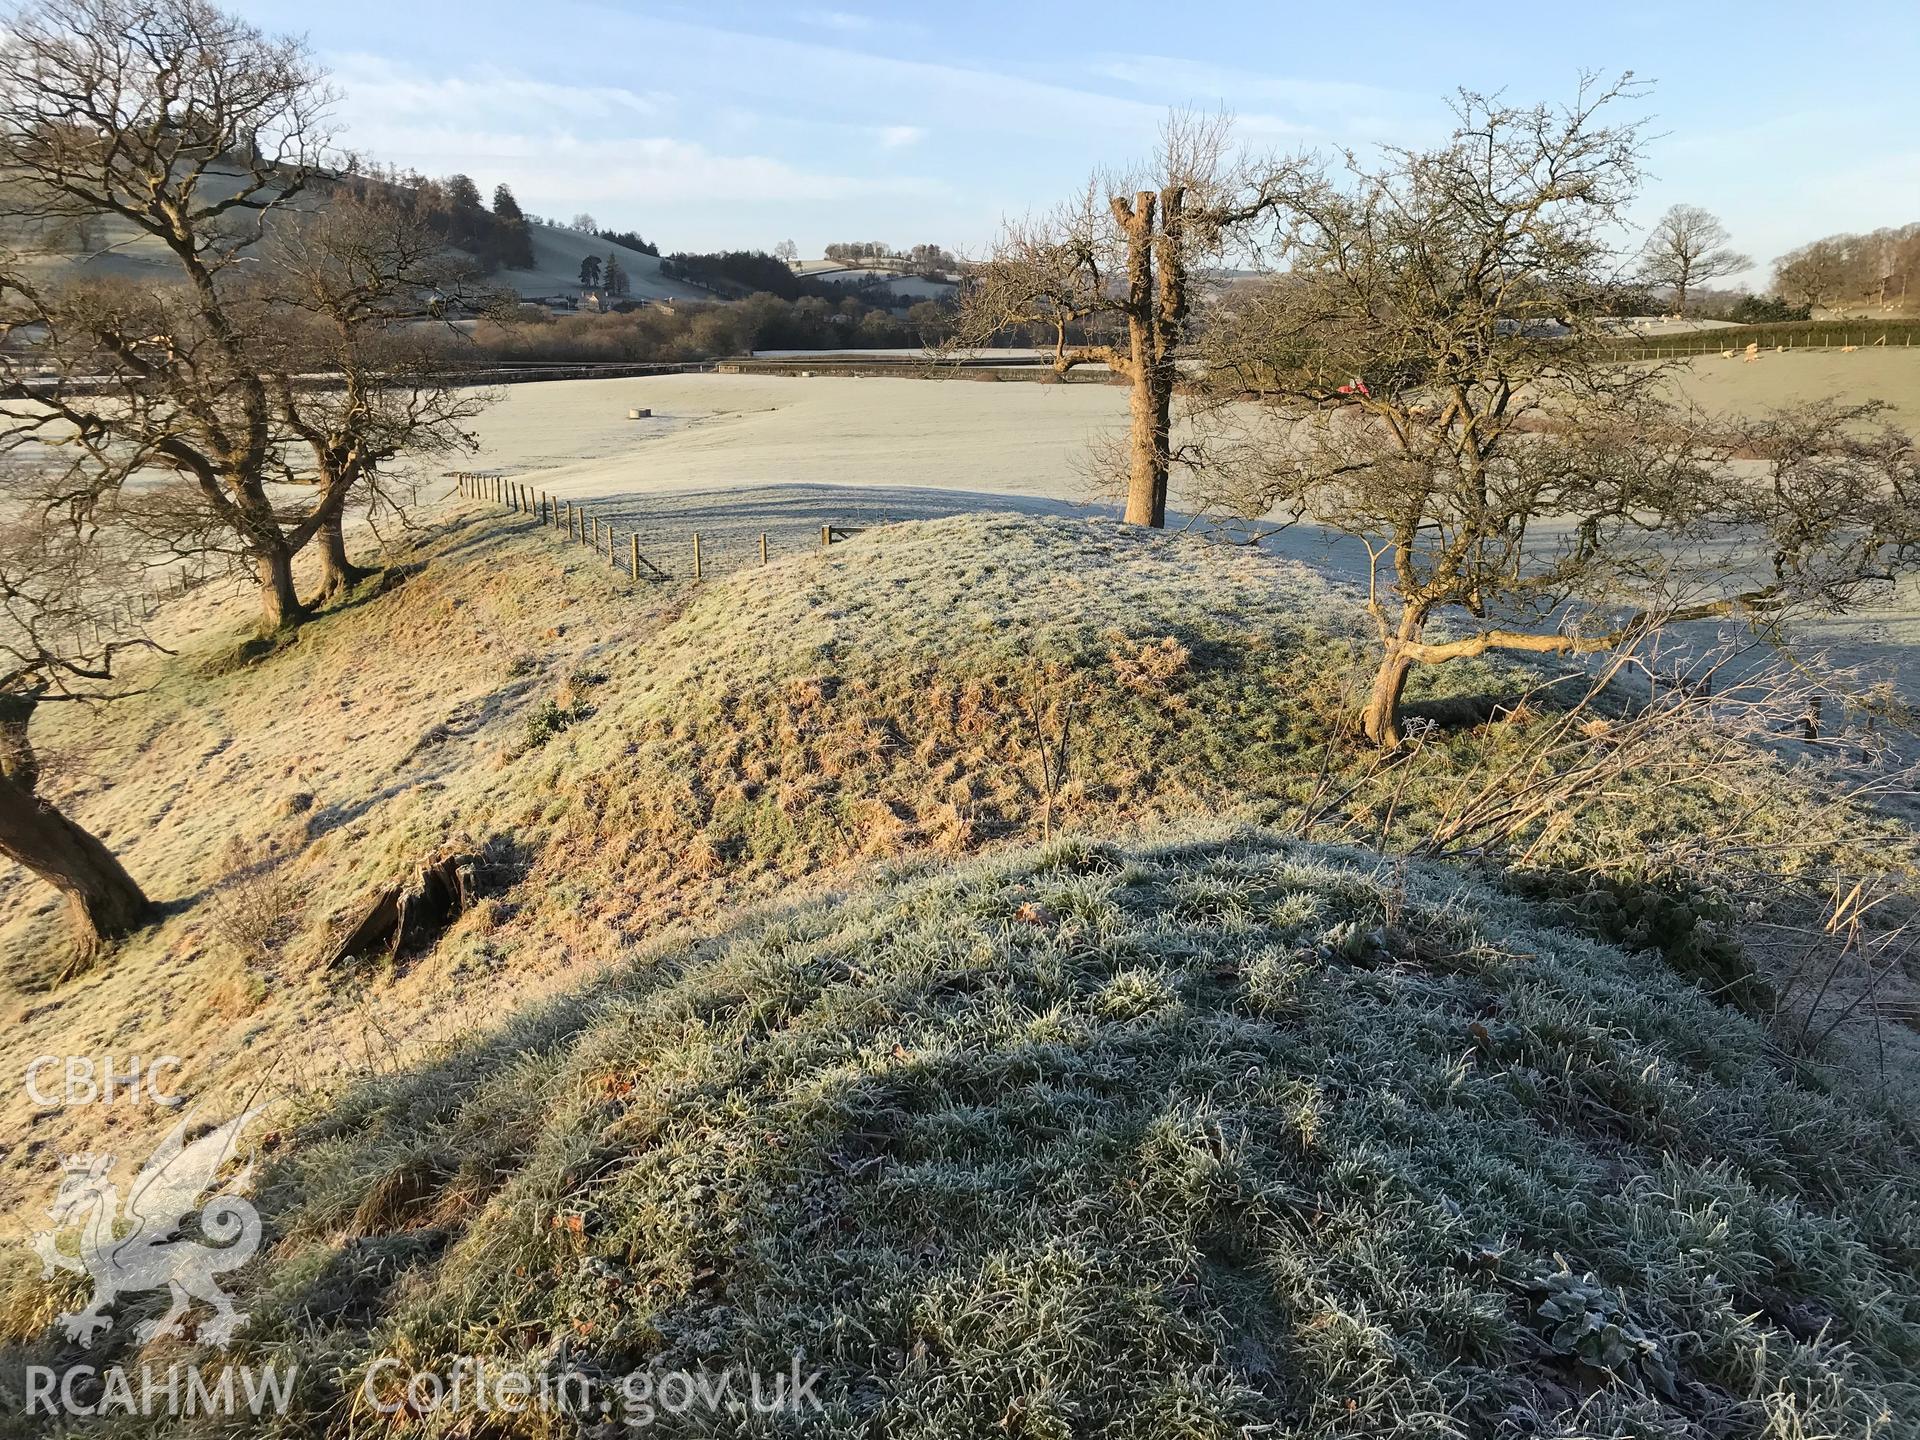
63,830,1920,1439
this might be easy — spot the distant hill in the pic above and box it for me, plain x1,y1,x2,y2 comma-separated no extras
794,256,959,302
493,222,712,305
9,164,712,306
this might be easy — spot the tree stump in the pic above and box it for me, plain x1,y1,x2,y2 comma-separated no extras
326,850,478,966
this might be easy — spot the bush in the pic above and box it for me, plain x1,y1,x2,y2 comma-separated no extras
1727,293,1812,324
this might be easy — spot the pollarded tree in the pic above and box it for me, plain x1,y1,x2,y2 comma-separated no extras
1638,204,1750,315
947,114,1299,527
0,0,339,630
1196,77,1920,746
0,509,154,964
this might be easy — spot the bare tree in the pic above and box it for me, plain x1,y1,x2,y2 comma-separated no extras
257,196,492,602
1638,204,1751,315
0,507,154,963
1196,77,1920,746
948,114,1296,527
1775,239,1849,313
774,239,799,264
0,0,340,630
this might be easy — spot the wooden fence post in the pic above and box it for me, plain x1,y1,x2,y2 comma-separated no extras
630,534,640,580
693,533,703,580
760,532,768,565
821,524,831,549
607,525,615,565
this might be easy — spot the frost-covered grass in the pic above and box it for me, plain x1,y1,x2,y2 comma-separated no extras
37,830,1920,1439
3,507,1908,1233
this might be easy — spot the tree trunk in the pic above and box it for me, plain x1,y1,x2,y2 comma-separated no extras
1360,649,1415,748
257,544,307,631
1124,361,1172,528
0,699,148,963
1114,190,1168,529
1361,608,1429,748
312,508,371,605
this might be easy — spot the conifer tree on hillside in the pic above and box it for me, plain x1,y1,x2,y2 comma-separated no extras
604,251,629,297
579,254,602,287
445,172,483,210
486,182,534,269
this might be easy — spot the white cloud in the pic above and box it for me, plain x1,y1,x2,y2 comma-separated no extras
319,53,947,216
334,121,944,207
877,124,925,150
1085,54,1415,142
797,9,872,31
330,53,668,131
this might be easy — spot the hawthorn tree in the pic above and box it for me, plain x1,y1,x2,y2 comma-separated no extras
0,0,339,630
1195,77,1920,746
1638,204,1750,315
948,114,1297,527
0,511,154,963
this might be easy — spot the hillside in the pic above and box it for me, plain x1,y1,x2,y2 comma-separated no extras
2,504,1918,1436
10,832,1920,1436
495,222,709,304
10,165,706,304
2,505,1911,1185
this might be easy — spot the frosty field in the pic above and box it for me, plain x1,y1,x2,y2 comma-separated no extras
457,353,1920,507
449,357,1920,697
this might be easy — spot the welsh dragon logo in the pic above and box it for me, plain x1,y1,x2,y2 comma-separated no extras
29,1106,267,1348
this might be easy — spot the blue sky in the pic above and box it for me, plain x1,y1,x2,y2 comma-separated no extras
229,0,1919,285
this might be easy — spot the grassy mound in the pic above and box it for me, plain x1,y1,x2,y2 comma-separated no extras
4,508,1908,1233
45,830,1915,1439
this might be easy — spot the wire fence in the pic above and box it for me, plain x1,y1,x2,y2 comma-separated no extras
451,472,871,581
1613,326,1920,361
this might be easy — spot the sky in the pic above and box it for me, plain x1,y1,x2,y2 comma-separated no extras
227,0,1920,287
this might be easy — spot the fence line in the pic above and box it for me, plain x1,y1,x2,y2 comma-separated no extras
1615,328,1916,361
449,471,867,582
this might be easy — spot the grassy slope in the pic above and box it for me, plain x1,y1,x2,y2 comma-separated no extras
16,165,700,303
0,509,1368,1220
3,507,1918,1436
16,832,1920,1437
3,507,1906,1222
